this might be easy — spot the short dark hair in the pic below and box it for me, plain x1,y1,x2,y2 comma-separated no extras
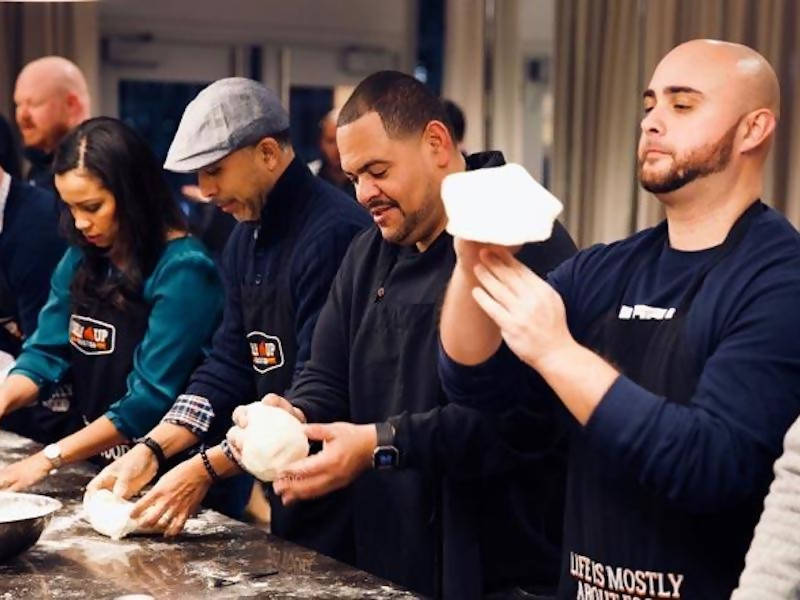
338,71,454,140
442,99,465,144
268,127,292,148
54,117,186,308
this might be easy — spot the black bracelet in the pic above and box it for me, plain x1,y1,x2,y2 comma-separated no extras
199,446,221,483
138,436,166,472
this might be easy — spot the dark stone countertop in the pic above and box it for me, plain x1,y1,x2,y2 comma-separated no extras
0,431,421,599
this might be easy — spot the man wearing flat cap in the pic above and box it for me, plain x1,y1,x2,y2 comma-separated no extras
88,78,369,560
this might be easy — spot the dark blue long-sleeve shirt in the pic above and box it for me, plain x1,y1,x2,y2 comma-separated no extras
440,202,800,598
0,177,66,354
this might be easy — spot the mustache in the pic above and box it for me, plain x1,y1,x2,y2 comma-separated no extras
365,198,399,212
638,147,673,167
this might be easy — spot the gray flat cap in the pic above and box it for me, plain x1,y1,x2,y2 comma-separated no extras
164,77,290,173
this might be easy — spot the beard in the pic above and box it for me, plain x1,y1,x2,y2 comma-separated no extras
638,119,740,194
369,180,441,246
380,199,439,246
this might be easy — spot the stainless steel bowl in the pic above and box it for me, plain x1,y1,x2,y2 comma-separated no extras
0,491,62,561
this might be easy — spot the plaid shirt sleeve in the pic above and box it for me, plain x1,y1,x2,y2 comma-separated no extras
161,394,215,436
220,439,246,471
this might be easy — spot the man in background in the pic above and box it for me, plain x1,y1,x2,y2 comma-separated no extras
14,56,90,192
0,115,20,179
443,99,466,153
309,109,355,198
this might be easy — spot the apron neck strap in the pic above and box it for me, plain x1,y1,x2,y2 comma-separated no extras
673,200,762,314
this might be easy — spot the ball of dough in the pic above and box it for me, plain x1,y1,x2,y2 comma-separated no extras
83,489,140,540
238,402,309,481
83,490,165,540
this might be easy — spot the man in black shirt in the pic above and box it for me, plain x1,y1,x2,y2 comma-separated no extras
229,71,576,599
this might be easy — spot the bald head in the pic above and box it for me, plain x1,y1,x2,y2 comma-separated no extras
14,56,91,153
638,39,780,199
657,39,779,119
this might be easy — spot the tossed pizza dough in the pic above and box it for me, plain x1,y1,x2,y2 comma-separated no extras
238,402,309,482
441,163,563,245
83,489,163,540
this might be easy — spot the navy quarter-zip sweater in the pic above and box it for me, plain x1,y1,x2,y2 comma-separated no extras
184,158,370,437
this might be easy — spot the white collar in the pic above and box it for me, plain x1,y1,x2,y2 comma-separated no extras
0,173,10,235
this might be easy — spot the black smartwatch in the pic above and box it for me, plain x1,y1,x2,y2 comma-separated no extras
372,421,400,469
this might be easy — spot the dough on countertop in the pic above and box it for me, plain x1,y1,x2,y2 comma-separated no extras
83,489,162,540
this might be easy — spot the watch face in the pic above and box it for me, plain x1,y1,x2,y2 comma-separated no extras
373,446,399,469
44,444,61,460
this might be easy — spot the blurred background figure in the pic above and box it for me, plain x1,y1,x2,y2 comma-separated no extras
178,183,236,265
442,98,466,153
0,160,67,442
13,56,91,193
0,114,20,179
308,108,355,198
0,108,66,443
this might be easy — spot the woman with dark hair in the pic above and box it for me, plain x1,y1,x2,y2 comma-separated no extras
0,117,223,490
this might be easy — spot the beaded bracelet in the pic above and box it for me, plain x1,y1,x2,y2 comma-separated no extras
199,446,222,483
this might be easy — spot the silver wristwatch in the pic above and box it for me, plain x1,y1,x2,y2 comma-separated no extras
43,443,63,469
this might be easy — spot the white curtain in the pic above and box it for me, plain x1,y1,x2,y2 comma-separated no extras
0,2,99,125
554,0,800,247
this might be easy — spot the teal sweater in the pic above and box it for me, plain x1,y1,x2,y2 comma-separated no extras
12,237,223,439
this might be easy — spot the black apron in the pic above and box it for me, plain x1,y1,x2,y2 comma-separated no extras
561,202,763,599
68,292,150,466
0,266,22,356
241,226,353,564
347,241,448,597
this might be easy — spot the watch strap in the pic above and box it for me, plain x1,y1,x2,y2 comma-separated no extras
44,443,62,469
375,421,395,447
138,436,167,472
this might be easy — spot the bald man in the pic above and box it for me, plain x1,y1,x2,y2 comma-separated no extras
14,56,90,191
439,39,800,598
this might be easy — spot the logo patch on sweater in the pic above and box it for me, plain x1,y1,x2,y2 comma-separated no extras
247,331,284,374
618,304,676,321
69,315,116,355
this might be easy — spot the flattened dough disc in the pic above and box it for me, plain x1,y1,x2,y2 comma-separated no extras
442,163,563,245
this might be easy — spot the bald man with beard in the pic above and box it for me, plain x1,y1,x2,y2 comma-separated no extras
14,56,90,191
438,39,800,598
